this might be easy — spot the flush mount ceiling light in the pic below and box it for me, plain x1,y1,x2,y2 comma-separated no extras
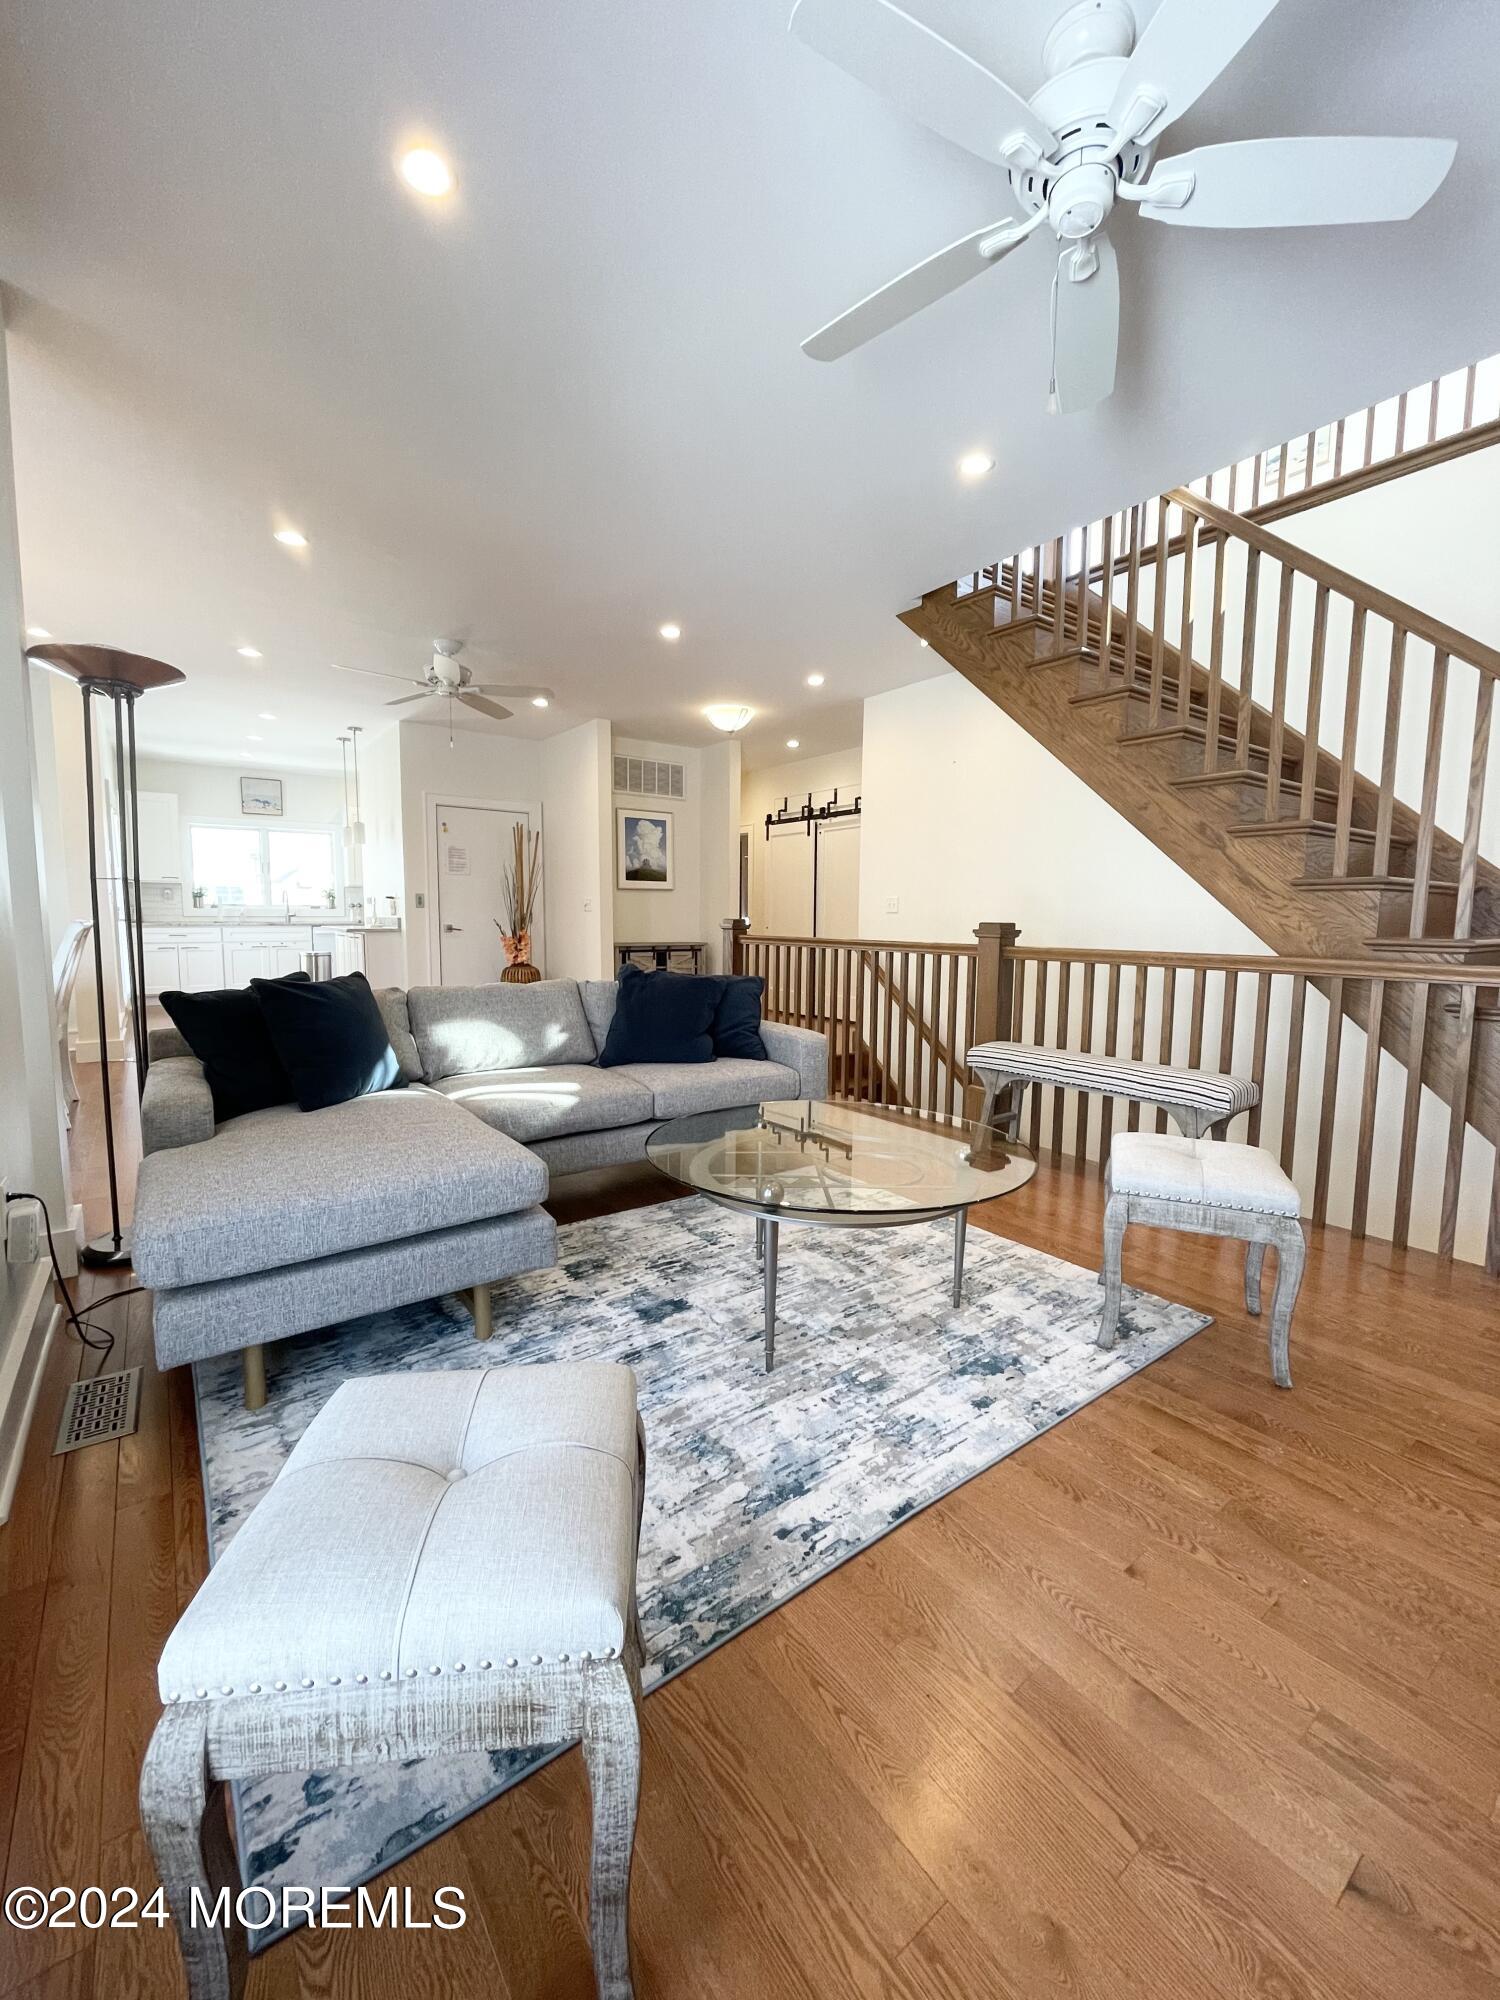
247,734,263,743
273,527,307,548
658,622,682,641
531,695,549,708
806,672,825,687
26,625,51,639
236,644,262,659
258,712,277,721
704,703,753,734
786,738,801,749
399,146,455,198
958,450,995,480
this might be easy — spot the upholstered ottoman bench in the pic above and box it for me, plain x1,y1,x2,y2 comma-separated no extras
140,1364,647,2000
1097,1133,1305,1388
966,1041,1259,1142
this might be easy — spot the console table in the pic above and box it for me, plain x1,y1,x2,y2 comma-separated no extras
615,941,706,974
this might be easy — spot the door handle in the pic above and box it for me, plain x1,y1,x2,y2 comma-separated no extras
444,924,462,933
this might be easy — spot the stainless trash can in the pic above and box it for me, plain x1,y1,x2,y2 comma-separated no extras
303,951,333,981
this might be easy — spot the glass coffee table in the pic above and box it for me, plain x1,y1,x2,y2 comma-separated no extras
645,1097,1037,1370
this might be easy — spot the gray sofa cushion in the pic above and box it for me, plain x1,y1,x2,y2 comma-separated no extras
429,1065,654,1145
407,979,595,1080
140,1055,217,1155
579,980,618,1058
613,1057,799,1119
132,1087,547,1290
373,986,423,1082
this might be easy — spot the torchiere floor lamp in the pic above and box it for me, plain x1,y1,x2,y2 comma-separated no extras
27,642,186,1268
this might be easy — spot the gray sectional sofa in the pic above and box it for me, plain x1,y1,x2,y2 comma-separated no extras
132,977,826,1408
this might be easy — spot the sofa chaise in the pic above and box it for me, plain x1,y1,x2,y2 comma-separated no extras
132,977,827,1408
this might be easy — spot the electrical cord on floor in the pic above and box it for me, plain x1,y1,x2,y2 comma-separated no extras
6,1189,143,1369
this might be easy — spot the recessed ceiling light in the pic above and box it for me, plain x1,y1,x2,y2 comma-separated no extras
958,451,995,480
786,738,800,750
273,527,307,548
237,644,262,659
531,695,549,708
247,735,263,743
26,625,51,640
703,703,752,734
805,672,825,687
399,147,455,199
258,712,277,721
658,623,682,642
919,638,930,648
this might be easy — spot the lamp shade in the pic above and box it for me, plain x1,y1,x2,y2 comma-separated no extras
26,642,186,693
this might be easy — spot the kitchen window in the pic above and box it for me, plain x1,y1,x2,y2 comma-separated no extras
189,824,339,908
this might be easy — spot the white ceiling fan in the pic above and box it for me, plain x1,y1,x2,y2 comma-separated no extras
791,0,1457,413
332,641,555,730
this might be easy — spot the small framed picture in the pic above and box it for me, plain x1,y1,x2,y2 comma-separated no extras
616,807,673,890
240,775,283,817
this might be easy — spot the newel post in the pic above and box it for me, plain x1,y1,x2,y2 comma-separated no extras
969,922,1021,1117
722,916,749,975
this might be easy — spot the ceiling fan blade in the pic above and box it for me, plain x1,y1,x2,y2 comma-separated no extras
790,0,1054,167
331,662,423,685
1051,235,1118,417
455,692,514,723
385,690,434,706
472,682,556,700
803,214,1034,361
1107,0,1283,147
1140,136,1457,229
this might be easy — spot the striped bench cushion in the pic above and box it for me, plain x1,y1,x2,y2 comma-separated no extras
965,1041,1258,1116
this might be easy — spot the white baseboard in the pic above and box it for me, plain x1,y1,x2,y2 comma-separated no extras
0,1263,59,1524
72,1033,131,1064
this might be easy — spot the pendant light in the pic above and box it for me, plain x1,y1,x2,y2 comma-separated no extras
347,724,366,847
338,734,355,854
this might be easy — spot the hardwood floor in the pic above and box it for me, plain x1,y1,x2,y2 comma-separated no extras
4,1061,1500,1998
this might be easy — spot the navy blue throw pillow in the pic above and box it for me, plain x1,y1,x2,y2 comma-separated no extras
712,974,768,1060
598,963,723,1067
251,970,403,1112
161,971,311,1124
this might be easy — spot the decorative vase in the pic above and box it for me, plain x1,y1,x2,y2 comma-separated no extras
499,930,542,985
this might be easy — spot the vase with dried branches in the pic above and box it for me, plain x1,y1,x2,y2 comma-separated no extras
496,823,543,984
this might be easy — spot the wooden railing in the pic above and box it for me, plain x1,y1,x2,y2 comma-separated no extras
731,922,1499,1275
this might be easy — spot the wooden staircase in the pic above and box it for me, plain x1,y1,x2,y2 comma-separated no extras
902,456,1500,1158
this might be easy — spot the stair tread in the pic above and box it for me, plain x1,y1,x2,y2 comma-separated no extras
1292,873,1460,894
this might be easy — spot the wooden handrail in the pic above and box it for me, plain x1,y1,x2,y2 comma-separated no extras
1243,415,1500,527
742,931,977,956
1168,487,1500,681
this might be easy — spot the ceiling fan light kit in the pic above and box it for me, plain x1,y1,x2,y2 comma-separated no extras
791,0,1457,413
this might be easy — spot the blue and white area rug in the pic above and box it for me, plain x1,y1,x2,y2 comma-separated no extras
193,1195,1210,1931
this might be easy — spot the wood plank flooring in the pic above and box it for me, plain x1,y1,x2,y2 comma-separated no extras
2,1060,1499,1998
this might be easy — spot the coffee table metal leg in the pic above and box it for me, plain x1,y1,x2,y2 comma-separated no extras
763,1219,778,1372
755,1215,765,1266
952,1208,967,1308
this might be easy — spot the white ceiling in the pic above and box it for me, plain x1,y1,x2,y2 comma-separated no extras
2,0,1497,772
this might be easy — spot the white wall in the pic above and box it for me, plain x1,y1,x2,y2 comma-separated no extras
858,675,1268,953
541,720,613,981
397,722,544,986
698,738,741,970
134,754,348,898
742,745,862,935
610,736,704,951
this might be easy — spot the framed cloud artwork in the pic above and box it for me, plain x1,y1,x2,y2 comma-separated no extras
616,807,674,890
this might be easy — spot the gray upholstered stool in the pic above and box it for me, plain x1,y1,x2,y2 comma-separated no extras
1097,1134,1304,1388
140,1365,647,2000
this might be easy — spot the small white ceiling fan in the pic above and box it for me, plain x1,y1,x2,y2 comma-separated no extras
332,641,555,729
791,0,1457,412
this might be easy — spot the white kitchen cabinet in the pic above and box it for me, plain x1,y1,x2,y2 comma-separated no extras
270,938,312,976
333,932,365,977
225,942,272,985
142,939,181,995
175,939,226,992
135,791,181,881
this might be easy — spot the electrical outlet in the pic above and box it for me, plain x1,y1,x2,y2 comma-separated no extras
885,896,900,915
5,1192,41,1265
583,899,593,913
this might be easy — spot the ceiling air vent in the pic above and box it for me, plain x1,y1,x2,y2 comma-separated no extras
614,756,685,800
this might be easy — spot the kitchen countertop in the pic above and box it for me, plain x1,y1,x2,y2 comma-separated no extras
145,916,403,932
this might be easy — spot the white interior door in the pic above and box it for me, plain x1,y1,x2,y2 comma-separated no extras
765,823,814,936
433,802,535,985
814,818,861,937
